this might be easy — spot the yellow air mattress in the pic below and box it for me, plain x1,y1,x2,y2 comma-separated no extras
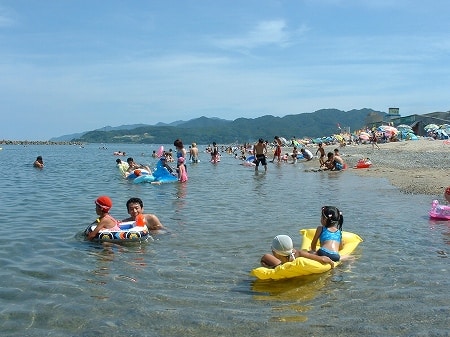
251,229,363,280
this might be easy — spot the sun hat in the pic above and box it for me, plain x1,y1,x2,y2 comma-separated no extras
271,235,294,257
95,196,113,212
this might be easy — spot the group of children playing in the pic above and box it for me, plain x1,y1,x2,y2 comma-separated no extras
116,155,188,183
276,142,345,171
316,143,346,171
89,195,344,271
261,205,344,269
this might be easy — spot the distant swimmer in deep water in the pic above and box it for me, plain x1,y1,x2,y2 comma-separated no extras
33,156,44,168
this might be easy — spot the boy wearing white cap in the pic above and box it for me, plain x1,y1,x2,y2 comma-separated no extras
260,235,335,268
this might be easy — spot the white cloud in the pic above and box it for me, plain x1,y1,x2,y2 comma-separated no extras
212,20,293,51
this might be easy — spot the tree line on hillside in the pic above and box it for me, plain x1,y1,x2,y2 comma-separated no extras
73,108,385,144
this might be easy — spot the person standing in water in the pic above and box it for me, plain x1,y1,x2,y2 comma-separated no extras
270,136,282,163
253,138,268,172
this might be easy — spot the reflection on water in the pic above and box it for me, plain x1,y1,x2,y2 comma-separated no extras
0,144,449,337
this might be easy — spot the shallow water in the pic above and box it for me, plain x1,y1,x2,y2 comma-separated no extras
0,144,448,337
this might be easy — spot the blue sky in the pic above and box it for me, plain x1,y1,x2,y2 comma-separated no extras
1,0,449,140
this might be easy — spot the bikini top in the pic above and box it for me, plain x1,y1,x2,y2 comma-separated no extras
319,227,342,244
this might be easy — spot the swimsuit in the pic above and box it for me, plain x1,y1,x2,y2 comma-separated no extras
317,227,342,261
334,161,343,170
255,154,267,166
179,165,188,182
97,214,121,231
317,247,341,261
319,227,342,243
274,145,281,156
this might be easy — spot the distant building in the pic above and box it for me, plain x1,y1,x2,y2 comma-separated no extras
363,107,450,136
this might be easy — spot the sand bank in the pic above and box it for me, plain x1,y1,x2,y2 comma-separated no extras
300,138,450,196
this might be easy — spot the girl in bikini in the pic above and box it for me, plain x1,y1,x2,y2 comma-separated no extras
310,206,344,262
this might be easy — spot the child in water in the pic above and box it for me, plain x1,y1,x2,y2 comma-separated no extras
310,206,344,262
177,157,188,182
260,235,334,268
445,186,450,204
87,196,120,240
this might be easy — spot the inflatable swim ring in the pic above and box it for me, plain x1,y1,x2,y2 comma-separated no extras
85,221,151,242
125,168,152,180
429,200,450,220
355,159,372,169
251,229,363,280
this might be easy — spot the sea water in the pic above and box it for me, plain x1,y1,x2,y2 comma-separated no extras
0,144,448,337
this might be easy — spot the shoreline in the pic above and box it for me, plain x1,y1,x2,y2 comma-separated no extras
298,138,450,196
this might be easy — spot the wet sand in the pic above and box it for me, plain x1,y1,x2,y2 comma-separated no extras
300,138,450,196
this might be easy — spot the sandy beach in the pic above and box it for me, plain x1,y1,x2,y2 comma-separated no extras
299,138,450,196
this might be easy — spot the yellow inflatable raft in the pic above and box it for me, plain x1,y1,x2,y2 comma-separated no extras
251,229,363,280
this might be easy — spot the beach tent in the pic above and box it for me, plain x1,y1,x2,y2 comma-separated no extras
435,129,449,139
404,132,418,140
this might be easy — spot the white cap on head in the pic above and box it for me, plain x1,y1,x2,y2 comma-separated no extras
271,235,294,260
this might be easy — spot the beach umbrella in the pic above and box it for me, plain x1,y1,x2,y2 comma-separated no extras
334,134,344,142
397,124,411,129
378,125,398,134
359,134,370,141
424,124,439,131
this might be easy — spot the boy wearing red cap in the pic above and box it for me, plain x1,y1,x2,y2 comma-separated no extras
87,196,120,240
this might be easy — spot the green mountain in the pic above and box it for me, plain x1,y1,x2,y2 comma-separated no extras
72,108,385,144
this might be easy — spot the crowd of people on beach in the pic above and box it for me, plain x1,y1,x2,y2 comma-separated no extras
235,136,348,172
31,133,449,270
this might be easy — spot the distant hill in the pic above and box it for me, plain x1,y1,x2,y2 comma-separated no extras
65,108,385,144
50,124,148,141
